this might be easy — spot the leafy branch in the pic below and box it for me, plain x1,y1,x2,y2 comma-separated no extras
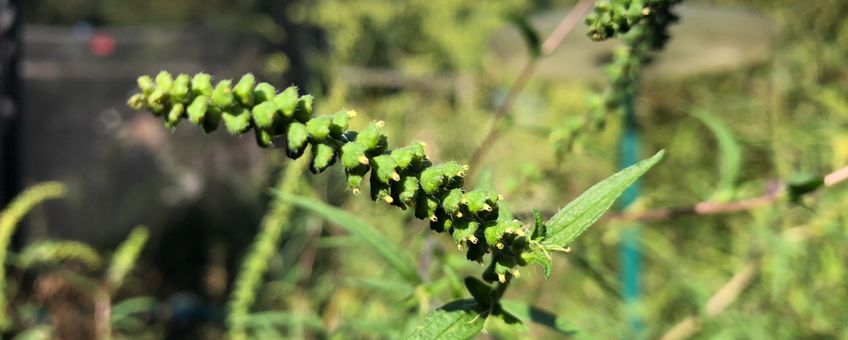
126,70,665,335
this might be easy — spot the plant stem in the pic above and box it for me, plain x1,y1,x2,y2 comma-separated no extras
607,164,848,223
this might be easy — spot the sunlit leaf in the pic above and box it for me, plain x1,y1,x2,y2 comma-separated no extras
542,150,665,247
409,299,486,340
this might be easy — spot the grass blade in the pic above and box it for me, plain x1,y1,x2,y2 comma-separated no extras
691,109,741,200
273,191,421,284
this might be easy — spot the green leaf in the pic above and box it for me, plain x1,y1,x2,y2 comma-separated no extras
542,150,665,247
509,15,541,59
787,173,824,202
691,110,741,200
273,191,421,284
409,299,486,340
500,300,577,335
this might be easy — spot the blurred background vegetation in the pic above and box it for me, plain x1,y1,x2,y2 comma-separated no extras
3,0,848,338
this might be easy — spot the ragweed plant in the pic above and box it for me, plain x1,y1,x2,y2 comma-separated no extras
127,70,665,336
0,182,67,330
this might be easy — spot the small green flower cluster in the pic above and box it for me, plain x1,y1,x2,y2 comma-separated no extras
553,0,682,155
127,72,552,283
590,0,680,117
585,0,682,44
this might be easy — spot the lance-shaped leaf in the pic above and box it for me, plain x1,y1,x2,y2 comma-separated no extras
542,150,665,247
409,299,486,340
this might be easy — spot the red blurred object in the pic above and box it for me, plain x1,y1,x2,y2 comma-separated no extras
88,32,116,57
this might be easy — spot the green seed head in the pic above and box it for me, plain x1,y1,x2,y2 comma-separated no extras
371,155,400,184
253,82,277,103
191,73,213,97
155,71,174,92
310,143,336,173
165,103,184,130
137,75,155,96
357,121,388,155
170,74,191,104
306,115,332,141
127,93,146,110
441,189,464,215
211,80,234,108
252,101,278,130
294,95,314,122
233,73,256,106
274,86,299,118
222,106,252,135
330,110,353,137
286,122,309,158
341,142,369,169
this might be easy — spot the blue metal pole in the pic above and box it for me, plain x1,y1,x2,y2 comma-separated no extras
618,90,643,335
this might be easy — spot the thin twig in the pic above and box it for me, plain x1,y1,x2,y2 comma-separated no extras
606,165,848,223
467,0,596,176
94,291,112,340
